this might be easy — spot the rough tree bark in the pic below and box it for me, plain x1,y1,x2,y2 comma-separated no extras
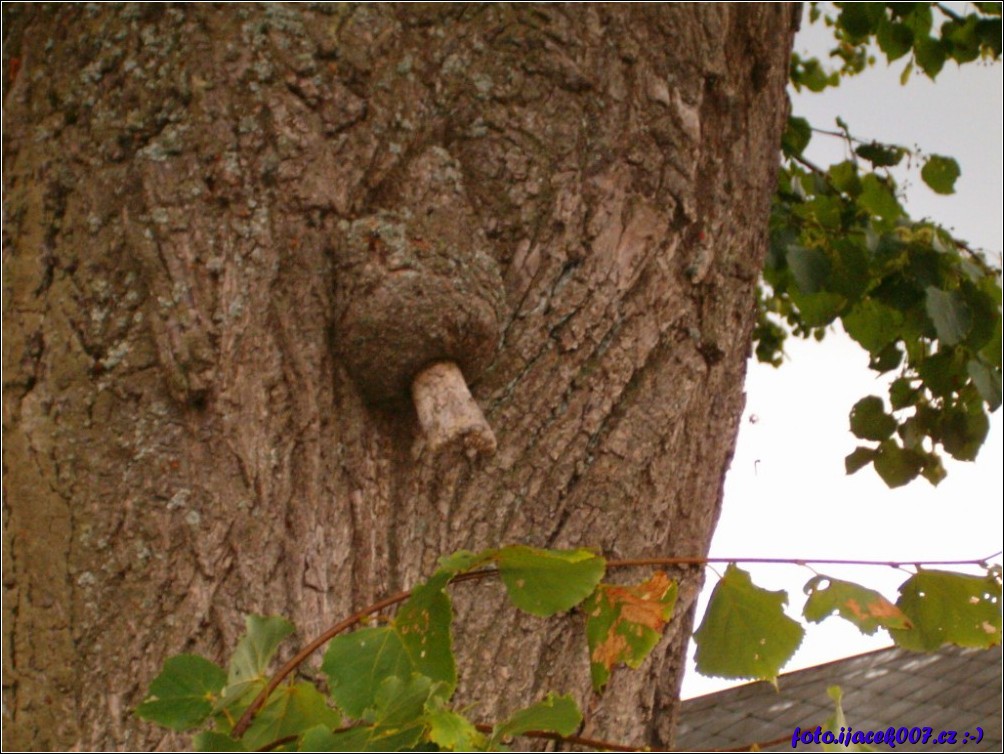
2,5,798,750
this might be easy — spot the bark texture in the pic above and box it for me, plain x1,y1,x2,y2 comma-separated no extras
2,5,798,750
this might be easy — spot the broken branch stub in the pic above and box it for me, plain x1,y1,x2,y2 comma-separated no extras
412,361,497,458
333,147,504,457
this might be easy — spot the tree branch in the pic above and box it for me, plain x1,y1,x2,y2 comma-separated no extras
935,2,965,22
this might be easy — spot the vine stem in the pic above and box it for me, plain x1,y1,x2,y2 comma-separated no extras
471,722,659,752
230,551,1000,739
231,570,493,738
231,588,411,737
257,722,812,752
607,552,1003,569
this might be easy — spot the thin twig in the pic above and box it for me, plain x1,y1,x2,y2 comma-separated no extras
789,151,826,175
810,125,903,150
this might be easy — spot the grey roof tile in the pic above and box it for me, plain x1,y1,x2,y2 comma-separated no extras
677,645,1002,752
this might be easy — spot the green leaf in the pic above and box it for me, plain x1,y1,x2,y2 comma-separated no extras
925,287,972,346
938,405,989,461
426,701,486,751
858,174,903,224
872,440,923,487
585,573,678,692
495,546,606,617
366,673,434,726
915,35,948,77
799,195,843,229
229,615,295,687
803,576,912,635
844,446,877,475
782,116,812,157
787,245,831,294
919,453,947,485
855,142,905,167
313,675,434,751
436,548,495,575
976,17,1003,55
301,721,428,752
921,155,961,194
827,160,861,194
192,731,250,751
843,297,907,353
394,579,457,694
491,693,582,745
822,687,875,752
968,359,1003,410
838,3,883,38
790,290,846,327
299,724,341,752
136,654,227,732
693,564,804,684
323,562,460,722
959,279,1000,350
220,615,295,717
869,342,903,373
876,19,914,60
304,726,372,752
900,59,914,85
790,56,839,92
242,682,340,751
919,348,967,397
902,4,933,38
944,16,983,63
849,396,896,442
890,570,1002,651
321,628,411,719
889,377,919,409
320,722,425,752
899,411,929,450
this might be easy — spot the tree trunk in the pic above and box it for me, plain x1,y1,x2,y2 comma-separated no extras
2,5,798,750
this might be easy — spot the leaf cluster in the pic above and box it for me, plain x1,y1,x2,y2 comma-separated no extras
137,546,600,752
759,2,1002,487
136,547,1002,751
791,2,1001,91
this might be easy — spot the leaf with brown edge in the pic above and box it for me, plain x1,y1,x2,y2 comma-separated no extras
585,572,678,692
803,576,912,635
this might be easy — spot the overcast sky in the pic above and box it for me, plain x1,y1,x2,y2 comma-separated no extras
681,9,1003,699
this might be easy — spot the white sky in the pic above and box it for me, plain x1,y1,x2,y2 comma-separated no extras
680,9,1003,699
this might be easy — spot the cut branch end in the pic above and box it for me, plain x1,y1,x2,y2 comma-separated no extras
412,361,497,458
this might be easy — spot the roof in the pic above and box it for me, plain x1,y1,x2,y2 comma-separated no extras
676,644,1002,752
